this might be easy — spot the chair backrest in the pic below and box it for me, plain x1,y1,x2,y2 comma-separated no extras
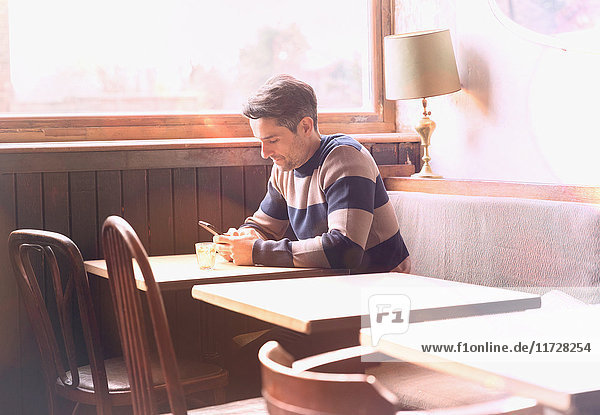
8,229,112,414
259,341,400,415
101,215,187,415
262,342,541,415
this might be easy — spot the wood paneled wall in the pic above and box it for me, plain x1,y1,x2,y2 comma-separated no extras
0,140,418,414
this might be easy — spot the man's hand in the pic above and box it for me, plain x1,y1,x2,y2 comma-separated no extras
213,233,258,266
229,227,263,238
216,227,263,262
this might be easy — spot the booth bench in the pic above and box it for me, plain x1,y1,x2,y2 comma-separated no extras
385,177,600,304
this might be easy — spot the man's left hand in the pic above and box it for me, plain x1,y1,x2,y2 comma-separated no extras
213,234,257,266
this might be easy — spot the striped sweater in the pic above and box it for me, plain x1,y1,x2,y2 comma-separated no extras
243,134,409,272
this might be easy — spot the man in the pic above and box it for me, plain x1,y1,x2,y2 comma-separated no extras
215,74,410,273
215,74,411,398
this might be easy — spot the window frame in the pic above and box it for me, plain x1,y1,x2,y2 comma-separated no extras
0,0,395,143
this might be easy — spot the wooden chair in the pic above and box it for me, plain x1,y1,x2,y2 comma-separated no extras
8,229,132,415
101,215,228,415
259,341,542,415
126,334,541,415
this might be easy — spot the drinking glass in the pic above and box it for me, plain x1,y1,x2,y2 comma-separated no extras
195,242,216,269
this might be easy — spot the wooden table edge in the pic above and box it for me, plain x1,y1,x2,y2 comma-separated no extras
191,285,311,334
84,255,349,291
84,259,109,278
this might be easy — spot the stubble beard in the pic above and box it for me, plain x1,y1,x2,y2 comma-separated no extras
273,133,306,171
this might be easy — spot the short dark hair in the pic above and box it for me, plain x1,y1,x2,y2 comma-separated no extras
242,74,318,133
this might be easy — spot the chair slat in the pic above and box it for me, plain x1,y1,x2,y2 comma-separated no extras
102,215,227,415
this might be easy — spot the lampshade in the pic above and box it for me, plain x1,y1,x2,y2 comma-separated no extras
384,29,461,100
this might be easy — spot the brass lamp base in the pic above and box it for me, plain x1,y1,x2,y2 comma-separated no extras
412,165,443,179
412,98,443,179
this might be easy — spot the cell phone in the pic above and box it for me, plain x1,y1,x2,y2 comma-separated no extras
198,220,220,236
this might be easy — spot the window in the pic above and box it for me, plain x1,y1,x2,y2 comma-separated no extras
491,0,600,52
0,0,394,141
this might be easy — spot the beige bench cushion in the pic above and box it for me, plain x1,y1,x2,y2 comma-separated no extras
368,361,507,410
389,191,600,303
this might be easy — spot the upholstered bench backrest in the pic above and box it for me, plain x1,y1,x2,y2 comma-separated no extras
388,191,600,303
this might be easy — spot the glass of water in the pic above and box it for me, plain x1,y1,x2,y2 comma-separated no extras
195,242,216,270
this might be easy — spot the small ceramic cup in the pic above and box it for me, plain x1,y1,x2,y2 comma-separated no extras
195,242,217,270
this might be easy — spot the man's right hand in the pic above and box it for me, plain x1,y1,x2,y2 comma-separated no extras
226,227,262,237
217,227,263,261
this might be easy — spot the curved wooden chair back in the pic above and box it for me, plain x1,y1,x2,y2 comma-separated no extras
260,342,541,415
259,341,400,415
8,229,112,414
101,215,187,415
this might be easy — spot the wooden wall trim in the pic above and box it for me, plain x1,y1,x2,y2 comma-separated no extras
0,147,272,173
0,133,419,154
0,136,421,174
384,177,600,205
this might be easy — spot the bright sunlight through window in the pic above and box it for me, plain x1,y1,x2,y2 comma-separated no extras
4,0,372,116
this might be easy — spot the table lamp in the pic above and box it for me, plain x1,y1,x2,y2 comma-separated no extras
384,29,461,178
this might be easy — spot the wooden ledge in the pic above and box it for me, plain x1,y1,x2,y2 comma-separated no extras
384,177,600,205
0,133,419,154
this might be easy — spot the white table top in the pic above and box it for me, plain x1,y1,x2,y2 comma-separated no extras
360,304,600,413
191,273,540,334
85,253,346,291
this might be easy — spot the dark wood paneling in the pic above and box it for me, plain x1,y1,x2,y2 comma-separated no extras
15,174,44,228
221,167,245,232
173,168,198,255
220,167,246,339
171,290,203,361
243,166,268,219
197,167,222,240
96,171,123,258
42,173,70,235
399,142,421,170
0,174,19,414
172,168,203,360
122,170,149,249
15,173,46,415
70,172,98,259
0,142,418,414
194,167,231,361
148,169,174,256
370,143,399,165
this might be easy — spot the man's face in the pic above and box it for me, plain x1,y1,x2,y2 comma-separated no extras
250,117,312,171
